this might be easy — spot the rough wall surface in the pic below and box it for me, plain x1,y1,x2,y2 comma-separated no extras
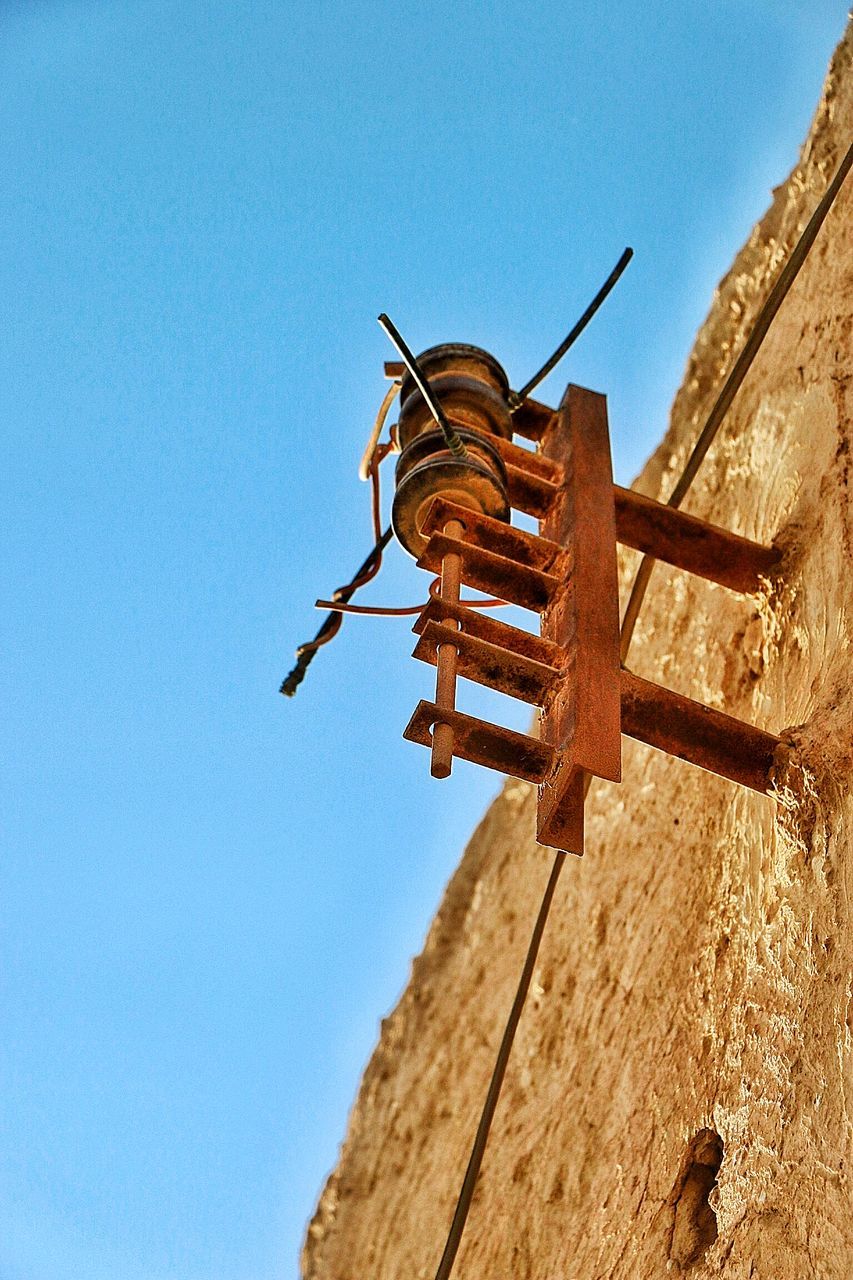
303,27,853,1279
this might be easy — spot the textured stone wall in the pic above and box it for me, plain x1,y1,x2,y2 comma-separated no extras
303,25,853,1279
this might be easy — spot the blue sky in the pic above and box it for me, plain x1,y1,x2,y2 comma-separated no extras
1,3,848,1277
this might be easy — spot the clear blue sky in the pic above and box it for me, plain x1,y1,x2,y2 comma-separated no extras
1,3,847,1277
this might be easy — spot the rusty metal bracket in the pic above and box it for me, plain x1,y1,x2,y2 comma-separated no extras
403,375,784,856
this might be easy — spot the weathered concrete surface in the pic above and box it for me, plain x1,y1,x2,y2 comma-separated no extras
303,25,853,1279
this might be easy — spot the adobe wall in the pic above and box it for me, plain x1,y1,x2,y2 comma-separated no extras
303,24,853,1279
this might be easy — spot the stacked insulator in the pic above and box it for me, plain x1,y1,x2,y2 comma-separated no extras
391,344,512,557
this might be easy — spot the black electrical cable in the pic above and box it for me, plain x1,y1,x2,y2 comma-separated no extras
509,247,633,409
433,848,566,1280
620,137,853,660
279,526,393,697
377,313,469,460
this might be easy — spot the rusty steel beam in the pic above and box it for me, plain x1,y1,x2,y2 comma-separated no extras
537,764,586,856
535,386,622,854
509,397,556,441
540,385,622,781
414,598,566,669
404,700,554,783
413,620,564,706
418,532,561,612
503,463,561,520
535,386,622,857
487,435,564,519
613,485,780,593
488,434,565,487
620,669,781,793
421,498,567,571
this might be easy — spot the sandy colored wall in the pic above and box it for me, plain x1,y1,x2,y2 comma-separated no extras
303,26,853,1279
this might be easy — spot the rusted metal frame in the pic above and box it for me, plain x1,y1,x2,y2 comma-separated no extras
537,385,622,856
421,497,566,571
403,701,554,783
613,485,780,593
487,435,565,487
509,397,556,442
620,669,781,793
418,533,561,612
487,434,565,519
414,597,565,669
459,431,780,589
413,620,565,706
405,678,782,794
431,519,465,779
503,464,561,519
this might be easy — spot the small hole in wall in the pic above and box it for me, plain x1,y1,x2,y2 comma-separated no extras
668,1129,724,1270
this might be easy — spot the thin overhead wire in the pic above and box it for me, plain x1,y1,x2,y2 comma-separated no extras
315,589,510,617
510,247,633,409
620,137,853,660
433,848,566,1280
432,138,853,1280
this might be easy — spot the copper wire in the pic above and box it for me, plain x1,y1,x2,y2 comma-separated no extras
315,584,510,617
359,380,401,481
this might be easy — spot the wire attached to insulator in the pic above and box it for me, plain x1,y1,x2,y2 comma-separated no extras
315,586,510,616
280,444,392,697
508,246,633,410
359,378,402,481
377,313,470,461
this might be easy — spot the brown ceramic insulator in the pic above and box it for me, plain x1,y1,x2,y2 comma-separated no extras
398,374,514,451
398,342,509,402
392,429,510,559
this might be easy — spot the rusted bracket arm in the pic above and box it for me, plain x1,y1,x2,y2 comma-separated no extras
614,486,780,593
620,668,781,793
487,432,780,594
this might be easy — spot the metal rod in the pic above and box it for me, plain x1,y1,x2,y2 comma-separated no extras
431,519,465,778
510,247,633,408
377,314,469,460
620,668,781,792
620,138,853,660
433,848,567,1280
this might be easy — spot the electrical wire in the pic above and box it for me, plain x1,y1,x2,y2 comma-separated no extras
377,313,470,460
620,137,853,660
434,848,566,1280
279,527,393,697
509,247,633,409
432,138,853,1280
280,451,391,697
314,593,510,616
359,379,401,481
